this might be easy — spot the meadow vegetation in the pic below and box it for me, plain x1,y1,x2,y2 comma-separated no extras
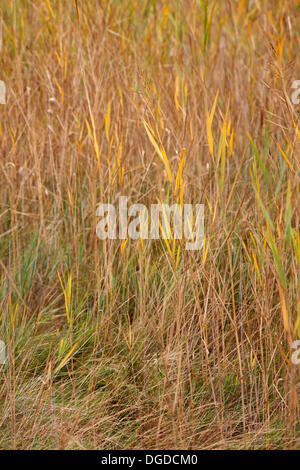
0,0,299,449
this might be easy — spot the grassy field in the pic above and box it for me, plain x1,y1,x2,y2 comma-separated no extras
0,0,299,449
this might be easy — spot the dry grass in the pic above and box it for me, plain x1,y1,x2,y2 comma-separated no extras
0,0,299,449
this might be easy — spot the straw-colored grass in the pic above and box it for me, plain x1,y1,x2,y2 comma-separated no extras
0,0,299,449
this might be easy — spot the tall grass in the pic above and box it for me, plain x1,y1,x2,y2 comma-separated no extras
0,0,299,449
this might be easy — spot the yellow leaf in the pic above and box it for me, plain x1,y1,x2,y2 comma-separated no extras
54,343,78,374
278,284,290,334
143,120,173,184
206,91,219,156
